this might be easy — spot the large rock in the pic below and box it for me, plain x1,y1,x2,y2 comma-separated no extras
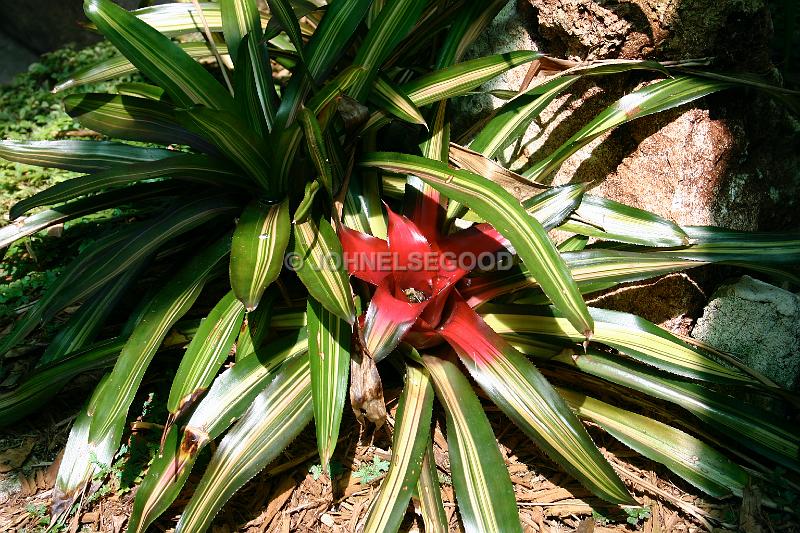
0,0,140,54
691,276,800,390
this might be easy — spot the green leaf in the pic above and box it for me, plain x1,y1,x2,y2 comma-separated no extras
291,215,356,323
347,0,428,100
360,153,594,337
175,354,312,532
117,82,168,100
0,182,180,250
63,93,216,153
371,75,427,127
127,2,264,36
88,235,230,441
178,107,276,195
128,333,307,533
523,76,734,181
235,33,279,135
85,0,235,111
220,0,262,65
414,436,448,533
435,0,507,67
0,139,173,173
422,354,522,533
10,154,247,220
265,0,307,67
0,338,121,427
298,107,334,194
557,388,749,498
307,298,351,469
39,264,142,366
230,198,291,310
470,75,580,158
0,196,237,356
361,361,433,533
52,375,125,517
481,305,752,383
559,195,690,247
275,0,371,125
652,226,800,264
402,51,540,107
167,291,246,415
551,351,800,473
439,298,632,504
53,42,231,92
236,292,276,361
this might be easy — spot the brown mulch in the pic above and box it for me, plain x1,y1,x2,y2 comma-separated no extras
0,383,796,533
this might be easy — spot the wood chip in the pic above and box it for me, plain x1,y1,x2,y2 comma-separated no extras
0,438,35,473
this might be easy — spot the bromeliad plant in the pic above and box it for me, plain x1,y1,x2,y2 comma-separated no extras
1,0,799,531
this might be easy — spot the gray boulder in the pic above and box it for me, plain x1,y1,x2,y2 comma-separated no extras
691,276,800,390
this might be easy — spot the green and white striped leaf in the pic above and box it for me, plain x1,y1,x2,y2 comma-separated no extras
0,139,173,173
560,194,689,247
236,292,276,361
551,351,800,472
235,33,279,135
63,93,216,153
307,298,351,469
291,215,356,323
435,0,507,67
298,107,334,194
463,250,705,307
0,182,180,249
422,354,522,533
557,388,749,498
402,51,540,107
440,298,632,504
275,0,371,125
0,197,237,356
52,375,125,517
85,0,235,111
221,0,262,65
88,235,230,441
230,198,290,311
167,291,246,415
470,75,580,158
265,0,307,66
360,153,594,337
0,338,121,427
175,354,312,532
178,107,276,195
39,263,141,366
523,76,733,181
481,306,752,383
117,82,168,100
414,436,448,533
10,154,245,220
654,226,800,264
347,0,428,100
126,2,265,36
361,361,434,533
371,75,427,126
128,333,306,533
53,42,231,92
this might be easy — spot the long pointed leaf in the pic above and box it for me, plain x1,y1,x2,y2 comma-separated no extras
230,198,290,310
0,140,173,173
175,354,312,532
361,361,434,533
439,298,632,504
85,0,235,111
422,353,522,533
307,297,351,469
